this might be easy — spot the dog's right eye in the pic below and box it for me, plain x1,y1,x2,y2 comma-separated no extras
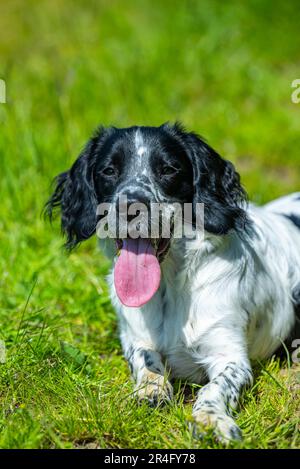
102,166,117,176
161,165,179,176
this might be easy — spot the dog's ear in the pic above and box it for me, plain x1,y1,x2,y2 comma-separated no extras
45,137,99,249
167,123,248,235
189,132,248,234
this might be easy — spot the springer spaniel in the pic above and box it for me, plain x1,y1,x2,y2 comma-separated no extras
46,123,300,443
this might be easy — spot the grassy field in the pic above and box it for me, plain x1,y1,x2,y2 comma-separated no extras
0,0,299,449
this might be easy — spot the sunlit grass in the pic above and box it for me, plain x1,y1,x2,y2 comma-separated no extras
0,0,299,449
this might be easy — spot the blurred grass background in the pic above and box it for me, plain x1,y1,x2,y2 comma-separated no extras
0,0,299,449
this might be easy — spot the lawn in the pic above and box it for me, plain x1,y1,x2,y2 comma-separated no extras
0,0,299,449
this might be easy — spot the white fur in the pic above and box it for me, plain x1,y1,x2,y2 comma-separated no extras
103,193,300,441
135,130,147,158
107,193,300,382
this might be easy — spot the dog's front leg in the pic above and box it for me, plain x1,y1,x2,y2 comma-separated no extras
125,345,173,407
192,336,253,443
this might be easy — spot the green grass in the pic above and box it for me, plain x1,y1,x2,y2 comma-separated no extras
0,0,299,449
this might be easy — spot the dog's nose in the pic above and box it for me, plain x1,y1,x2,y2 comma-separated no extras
127,192,151,206
117,192,151,223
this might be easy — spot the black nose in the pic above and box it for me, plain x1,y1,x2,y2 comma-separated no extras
126,192,151,206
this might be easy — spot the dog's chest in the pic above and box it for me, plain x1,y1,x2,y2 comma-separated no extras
113,263,208,382
151,280,208,382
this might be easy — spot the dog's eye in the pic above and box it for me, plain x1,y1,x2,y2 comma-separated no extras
161,165,178,176
102,166,117,176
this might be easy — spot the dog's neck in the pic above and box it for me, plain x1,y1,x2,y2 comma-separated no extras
161,230,245,285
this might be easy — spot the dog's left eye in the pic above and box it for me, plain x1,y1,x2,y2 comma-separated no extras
161,165,178,176
102,166,117,176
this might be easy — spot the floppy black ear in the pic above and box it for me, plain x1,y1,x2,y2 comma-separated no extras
167,123,248,235
45,139,99,249
190,133,248,234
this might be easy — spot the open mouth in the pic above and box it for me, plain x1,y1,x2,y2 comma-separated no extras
116,237,170,261
114,237,171,308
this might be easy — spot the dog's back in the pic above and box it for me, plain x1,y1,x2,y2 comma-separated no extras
264,192,300,220
264,193,300,357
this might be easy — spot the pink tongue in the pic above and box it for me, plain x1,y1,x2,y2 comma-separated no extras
114,239,161,307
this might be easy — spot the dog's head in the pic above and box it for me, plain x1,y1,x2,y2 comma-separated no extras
46,123,247,307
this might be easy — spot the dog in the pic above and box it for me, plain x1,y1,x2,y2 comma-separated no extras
46,123,300,443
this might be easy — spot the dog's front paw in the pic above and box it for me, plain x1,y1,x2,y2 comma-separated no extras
192,409,242,444
134,372,173,407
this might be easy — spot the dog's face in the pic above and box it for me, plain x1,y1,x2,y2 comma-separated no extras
93,126,194,208
46,123,247,307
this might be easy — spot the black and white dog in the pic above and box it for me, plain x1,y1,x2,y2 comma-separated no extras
46,123,300,442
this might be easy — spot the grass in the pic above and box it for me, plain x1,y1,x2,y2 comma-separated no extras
0,0,299,449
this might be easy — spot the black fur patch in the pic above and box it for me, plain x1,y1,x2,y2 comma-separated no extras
284,213,300,230
275,284,300,359
143,350,154,369
292,284,300,306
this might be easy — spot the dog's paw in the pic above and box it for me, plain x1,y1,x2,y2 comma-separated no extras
191,409,242,444
134,373,173,407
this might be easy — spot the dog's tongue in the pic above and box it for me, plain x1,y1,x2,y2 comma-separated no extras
114,238,161,307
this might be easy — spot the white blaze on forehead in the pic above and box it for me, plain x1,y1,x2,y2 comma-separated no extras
135,130,147,157
137,146,147,156
133,130,166,202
